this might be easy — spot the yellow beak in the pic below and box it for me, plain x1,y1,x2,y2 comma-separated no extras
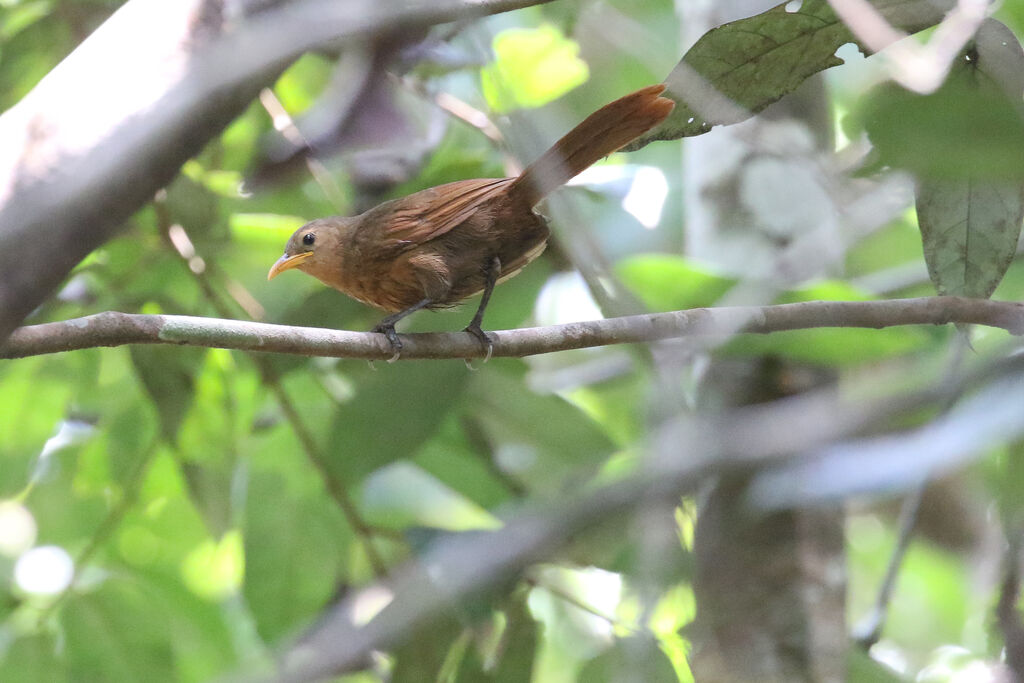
267,252,313,280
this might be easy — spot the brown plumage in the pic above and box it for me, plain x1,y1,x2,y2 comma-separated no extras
268,85,674,357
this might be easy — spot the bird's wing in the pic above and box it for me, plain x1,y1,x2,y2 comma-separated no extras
375,177,515,249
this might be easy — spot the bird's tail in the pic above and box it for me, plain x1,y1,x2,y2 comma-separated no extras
509,84,674,206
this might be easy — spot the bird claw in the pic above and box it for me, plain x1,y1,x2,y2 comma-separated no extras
372,323,403,363
464,324,494,364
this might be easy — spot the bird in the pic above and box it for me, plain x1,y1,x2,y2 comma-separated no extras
267,84,673,361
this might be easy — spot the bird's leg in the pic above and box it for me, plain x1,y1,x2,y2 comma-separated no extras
372,297,433,362
464,256,501,363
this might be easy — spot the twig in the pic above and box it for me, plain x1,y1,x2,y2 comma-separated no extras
852,486,924,649
998,508,1024,677
3,297,1022,361
853,334,971,648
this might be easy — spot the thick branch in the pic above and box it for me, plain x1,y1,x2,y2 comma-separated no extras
2,297,1022,360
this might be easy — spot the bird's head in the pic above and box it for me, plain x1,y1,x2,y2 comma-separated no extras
267,217,351,283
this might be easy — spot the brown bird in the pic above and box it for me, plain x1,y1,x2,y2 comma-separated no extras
267,85,673,359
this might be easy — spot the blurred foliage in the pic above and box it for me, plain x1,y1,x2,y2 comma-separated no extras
481,25,590,113
2,1,1024,682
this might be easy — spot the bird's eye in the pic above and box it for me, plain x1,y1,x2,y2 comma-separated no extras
302,233,316,246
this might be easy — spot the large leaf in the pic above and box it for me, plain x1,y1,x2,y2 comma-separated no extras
243,471,349,643
361,462,501,532
391,612,465,683
627,0,948,149
912,21,1024,298
464,364,616,492
616,253,735,311
917,179,1024,298
578,637,678,682
0,356,74,493
865,20,1024,181
61,581,177,682
129,346,205,443
487,592,538,683
414,414,517,511
326,361,470,483
0,635,69,683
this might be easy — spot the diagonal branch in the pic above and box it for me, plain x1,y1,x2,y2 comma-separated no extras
245,351,1024,682
2,296,1022,361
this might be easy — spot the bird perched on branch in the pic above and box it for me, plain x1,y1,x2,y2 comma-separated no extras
268,84,673,360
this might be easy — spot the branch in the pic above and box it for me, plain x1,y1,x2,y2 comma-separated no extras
2,297,1022,360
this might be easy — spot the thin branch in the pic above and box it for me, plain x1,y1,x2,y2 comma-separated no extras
852,486,924,649
2,297,1023,361
853,334,970,649
998,508,1024,677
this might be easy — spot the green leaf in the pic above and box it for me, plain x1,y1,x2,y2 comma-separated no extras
917,179,1024,298
911,21,1024,298
0,356,73,492
361,462,501,531
326,361,470,483
847,648,906,682
117,450,222,572
415,414,515,510
181,161,245,199
0,1,51,41
135,571,241,682
488,592,538,683
481,25,589,114
627,0,946,148
391,613,465,683
61,581,177,681
864,20,1024,181
616,254,735,311
180,529,245,601
243,471,349,643
0,635,68,683
75,401,155,491
865,81,1024,179
578,637,678,682
129,346,205,443
464,365,615,492
273,53,333,114
57,570,239,682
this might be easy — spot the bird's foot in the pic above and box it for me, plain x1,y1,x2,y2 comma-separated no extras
463,323,493,368
371,322,403,363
